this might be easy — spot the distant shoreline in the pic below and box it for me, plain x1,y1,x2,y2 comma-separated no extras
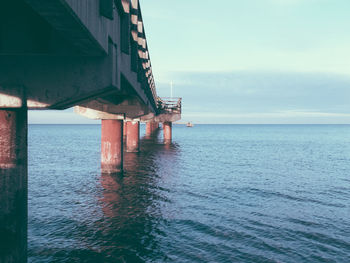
28,123,350,125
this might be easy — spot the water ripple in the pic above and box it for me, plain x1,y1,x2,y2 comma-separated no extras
27,125,350,262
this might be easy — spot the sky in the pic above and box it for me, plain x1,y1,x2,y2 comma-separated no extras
29,0,350,124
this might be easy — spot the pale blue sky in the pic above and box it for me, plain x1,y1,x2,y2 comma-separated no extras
29,0,350,124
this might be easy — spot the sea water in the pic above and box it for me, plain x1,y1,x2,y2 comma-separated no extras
28,125,350,262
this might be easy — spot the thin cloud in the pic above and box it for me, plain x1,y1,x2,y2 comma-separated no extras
186,111,350,119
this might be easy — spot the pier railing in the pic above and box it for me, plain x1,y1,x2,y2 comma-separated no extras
158,97,182,114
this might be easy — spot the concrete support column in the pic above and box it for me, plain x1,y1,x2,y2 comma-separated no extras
146,121,159,137
163,122,172,144
0,108,28,263
126,121,140,153
123,121,127,140
145,122,152,137
154,122,159,130
101,120,123,173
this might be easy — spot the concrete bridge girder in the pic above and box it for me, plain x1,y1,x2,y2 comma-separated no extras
140,113,156,122
153,113,182,123
74,96,152,120
0,50,116,110
74,107,125,120
0,51,151,112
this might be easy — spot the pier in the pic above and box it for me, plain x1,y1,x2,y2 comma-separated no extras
0,0,181,261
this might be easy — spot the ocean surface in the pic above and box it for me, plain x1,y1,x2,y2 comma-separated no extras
28,124,350,262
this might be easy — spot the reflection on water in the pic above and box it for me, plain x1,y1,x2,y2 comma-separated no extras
28,125,180,262
98,134,177,262
28,125,350,262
